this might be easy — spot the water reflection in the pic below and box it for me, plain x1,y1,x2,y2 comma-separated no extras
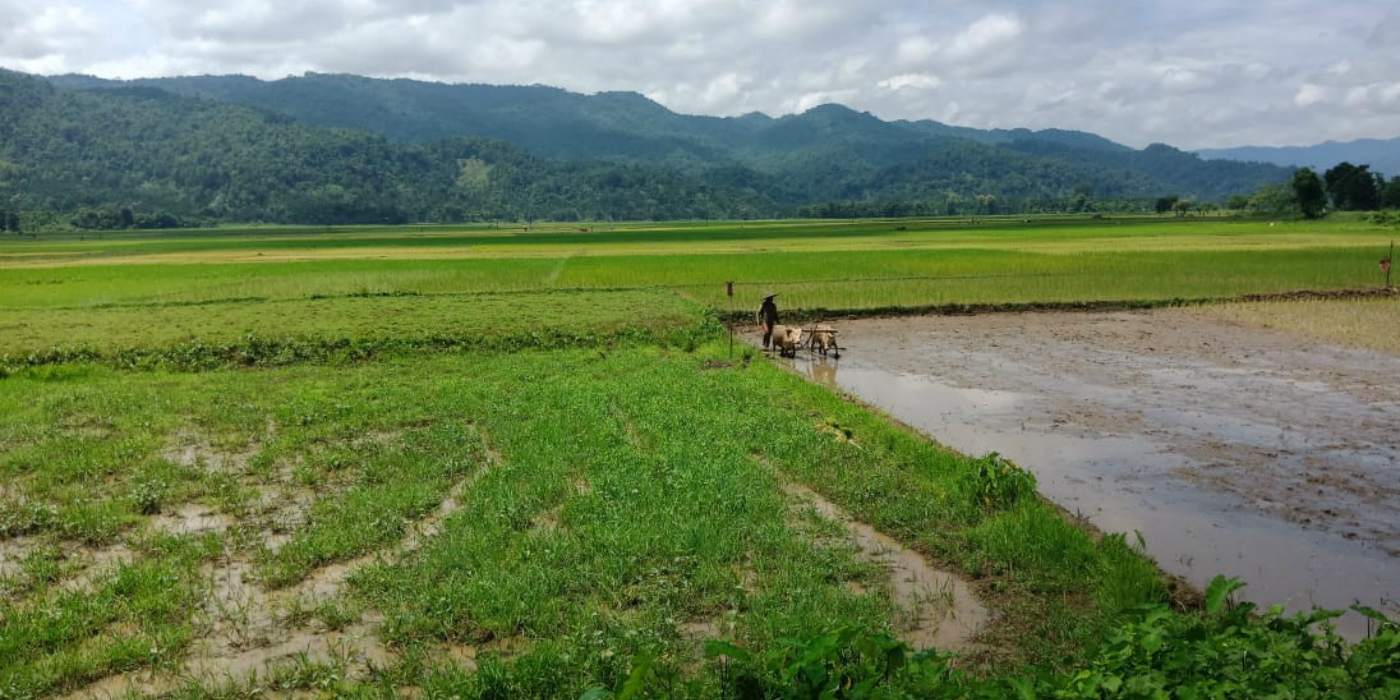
807,356,839,386
788,335,1399,641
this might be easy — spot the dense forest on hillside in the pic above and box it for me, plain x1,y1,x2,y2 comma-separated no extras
3,69,1297,228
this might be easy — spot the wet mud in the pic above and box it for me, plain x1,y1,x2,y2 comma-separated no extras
785,483,989,652
55,426,493,699
780,310,1399,639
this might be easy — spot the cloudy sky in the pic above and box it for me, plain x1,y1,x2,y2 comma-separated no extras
3,0,1398,149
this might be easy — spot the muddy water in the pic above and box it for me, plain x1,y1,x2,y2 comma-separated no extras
786,311,1399,640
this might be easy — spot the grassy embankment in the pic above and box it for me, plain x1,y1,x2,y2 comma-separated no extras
2,217,1396,698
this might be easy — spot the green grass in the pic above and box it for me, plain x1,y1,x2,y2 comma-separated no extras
0,533,216,697
3,216,1396,697
2,217,1393,314
0,289,703,360
0,345,1171,697
1,215,1389,259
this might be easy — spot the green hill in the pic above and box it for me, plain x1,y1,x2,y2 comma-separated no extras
1,69,1295,227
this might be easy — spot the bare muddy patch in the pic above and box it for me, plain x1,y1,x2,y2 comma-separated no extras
148,503,235,536
161,427,262,476
59,436,494,698
787,310,1400,638
784,483,989,653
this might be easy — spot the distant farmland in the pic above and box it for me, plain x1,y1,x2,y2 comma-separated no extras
2,214,1397,698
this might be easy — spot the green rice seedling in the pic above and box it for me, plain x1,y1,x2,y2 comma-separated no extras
1193,296,1400,354
0,554,202,698
0,542,76,598
263,652,349,693
2,217,1391,317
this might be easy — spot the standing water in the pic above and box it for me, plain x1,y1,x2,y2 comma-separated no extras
788,312,1400,640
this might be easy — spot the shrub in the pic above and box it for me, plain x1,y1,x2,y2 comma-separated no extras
963,452,1037,511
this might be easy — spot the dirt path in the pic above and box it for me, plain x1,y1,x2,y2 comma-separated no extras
782,310,1400,637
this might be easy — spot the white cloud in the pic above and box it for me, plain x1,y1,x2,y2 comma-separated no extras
896,36,937,65
1341,82,1400,112
1156,66,1212,93
0,2,102,62
943,12,1022,63
1295,83,1329,107
878,73,942,91
0,0,1397,148
700,71,747,106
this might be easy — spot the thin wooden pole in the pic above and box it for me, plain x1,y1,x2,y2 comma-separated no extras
727,281,734,358
1388,241,1394,288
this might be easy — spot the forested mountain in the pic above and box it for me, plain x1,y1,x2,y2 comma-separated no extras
3,69,1296,227
53,72,1284,200
1,69,779,224
1196,138,1400,181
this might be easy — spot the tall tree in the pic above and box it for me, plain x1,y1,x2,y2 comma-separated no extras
1323,162,1382,211
1248,183,1297,214
1291,167,1326,219
1381,176,1400,209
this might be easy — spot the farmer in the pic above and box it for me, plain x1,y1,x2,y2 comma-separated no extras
757,292,780,349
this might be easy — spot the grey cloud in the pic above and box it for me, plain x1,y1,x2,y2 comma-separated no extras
1368,10,1400,49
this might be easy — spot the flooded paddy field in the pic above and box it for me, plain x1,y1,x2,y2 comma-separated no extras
792,309,1400,639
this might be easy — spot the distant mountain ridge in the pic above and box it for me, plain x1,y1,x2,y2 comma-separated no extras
1197,138,1400,179
1,69,1298,226
47,71,1289,202
50,72,1129,166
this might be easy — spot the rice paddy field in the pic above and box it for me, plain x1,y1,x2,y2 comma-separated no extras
1193,295,1400,355
2,215,1398,698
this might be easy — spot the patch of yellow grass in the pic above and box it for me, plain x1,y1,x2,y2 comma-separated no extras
1194,296,1400,355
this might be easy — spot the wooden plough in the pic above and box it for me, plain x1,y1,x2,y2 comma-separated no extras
800,325,840,358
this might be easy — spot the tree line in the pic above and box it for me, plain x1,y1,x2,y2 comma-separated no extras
1242,162,1400,219
1145,162,1400,221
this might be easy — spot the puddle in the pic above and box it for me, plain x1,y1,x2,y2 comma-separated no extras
149,503,235,535
161,428,262,475
784,312,1400,639
57,543,136,595
785,483,989,652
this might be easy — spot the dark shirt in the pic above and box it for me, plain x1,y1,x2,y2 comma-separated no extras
757,299,779,326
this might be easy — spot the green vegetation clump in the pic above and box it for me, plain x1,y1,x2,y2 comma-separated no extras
605,584,1400,699
963,452,1036,511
